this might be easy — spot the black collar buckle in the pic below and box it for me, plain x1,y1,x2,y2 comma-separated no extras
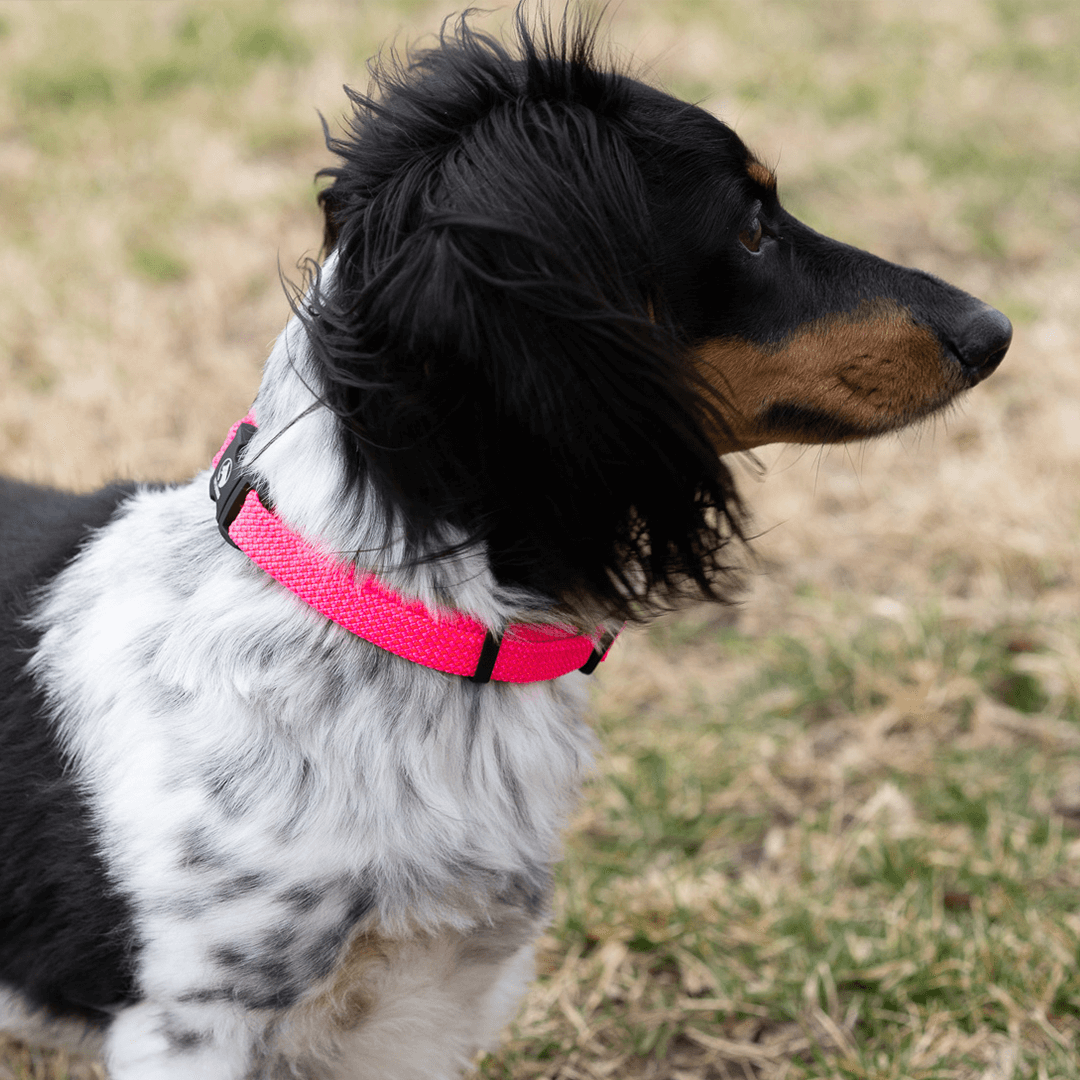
579,629,618,675
209,422,258,548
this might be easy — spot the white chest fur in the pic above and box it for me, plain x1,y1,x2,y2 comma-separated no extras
28,476,594,1074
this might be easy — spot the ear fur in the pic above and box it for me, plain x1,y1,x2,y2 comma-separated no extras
304,5,744,622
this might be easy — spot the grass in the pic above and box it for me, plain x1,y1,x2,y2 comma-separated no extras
130,245,189,284
476,608,1080,1079
12,6,310,115
1,0,1079,1077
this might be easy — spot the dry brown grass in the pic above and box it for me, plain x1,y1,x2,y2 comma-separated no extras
1,0,1078,1077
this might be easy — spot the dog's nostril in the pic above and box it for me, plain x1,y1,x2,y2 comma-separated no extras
955,304,1012,377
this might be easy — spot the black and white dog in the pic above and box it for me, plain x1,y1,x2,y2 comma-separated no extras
0,8,1010,1077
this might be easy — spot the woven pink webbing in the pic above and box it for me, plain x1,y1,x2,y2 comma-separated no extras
212,415,613,682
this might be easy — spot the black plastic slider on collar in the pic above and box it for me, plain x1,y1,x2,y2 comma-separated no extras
468,629,503,684
471,627,619,683
579,629,618,675
471,626,618,683
209,422,258,548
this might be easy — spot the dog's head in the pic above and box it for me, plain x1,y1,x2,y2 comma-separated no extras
302,5,1009,623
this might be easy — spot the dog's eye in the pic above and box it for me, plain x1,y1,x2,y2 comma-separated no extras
739,219,764,253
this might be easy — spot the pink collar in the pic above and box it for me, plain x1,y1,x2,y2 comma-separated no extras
209,415,616,683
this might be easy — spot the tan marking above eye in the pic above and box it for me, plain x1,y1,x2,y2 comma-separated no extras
746,159,777,191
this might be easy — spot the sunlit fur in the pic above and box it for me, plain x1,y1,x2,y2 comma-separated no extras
0,6,1009,1078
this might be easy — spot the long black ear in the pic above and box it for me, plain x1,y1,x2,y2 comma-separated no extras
305,7,744,620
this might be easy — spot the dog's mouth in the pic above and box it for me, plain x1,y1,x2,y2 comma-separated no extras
694,297,1012,452
750,381,964,446
752,402,874,444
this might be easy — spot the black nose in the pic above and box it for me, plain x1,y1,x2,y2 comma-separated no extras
954,304,1012,380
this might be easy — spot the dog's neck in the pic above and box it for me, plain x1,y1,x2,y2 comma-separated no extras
242,289,553,631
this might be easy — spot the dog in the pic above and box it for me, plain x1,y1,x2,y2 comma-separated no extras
0,7,1011,1078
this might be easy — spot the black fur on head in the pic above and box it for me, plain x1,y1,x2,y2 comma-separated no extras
304,3,745,624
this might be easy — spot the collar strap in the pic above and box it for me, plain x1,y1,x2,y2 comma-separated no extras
209,416,617,683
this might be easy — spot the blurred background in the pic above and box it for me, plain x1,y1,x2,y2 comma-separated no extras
0,1,1077,1077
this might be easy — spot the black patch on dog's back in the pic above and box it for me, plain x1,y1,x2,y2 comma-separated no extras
0,477,143,1021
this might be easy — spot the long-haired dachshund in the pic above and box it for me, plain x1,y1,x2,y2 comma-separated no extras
0,7,1010,1078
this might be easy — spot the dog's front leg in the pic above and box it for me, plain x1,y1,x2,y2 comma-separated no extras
104,999,269,1080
